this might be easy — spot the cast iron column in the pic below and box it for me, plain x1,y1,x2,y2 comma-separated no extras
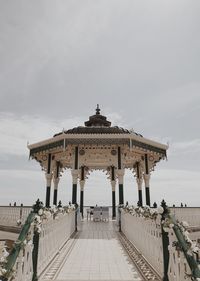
111,166,116,218
144,154,151,206
80,181,84,218
136,162,143,206
45,153,52,207
80,165,85,218
118,147,124,205
111,181,116,219
72,146,79,204
53,161,60,206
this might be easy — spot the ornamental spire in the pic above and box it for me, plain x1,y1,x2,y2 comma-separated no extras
96,104,100,115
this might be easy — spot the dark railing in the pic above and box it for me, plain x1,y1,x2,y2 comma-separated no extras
120,201,200,281
0,200,43,281
161,200,200,280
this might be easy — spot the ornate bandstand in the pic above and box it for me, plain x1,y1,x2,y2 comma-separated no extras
28,105,168,218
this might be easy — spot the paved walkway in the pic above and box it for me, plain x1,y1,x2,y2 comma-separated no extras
50,220,142,281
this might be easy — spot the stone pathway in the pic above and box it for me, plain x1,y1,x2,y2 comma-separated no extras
45,220,142,281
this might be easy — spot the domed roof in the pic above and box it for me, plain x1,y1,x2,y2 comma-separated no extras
54,105,132,136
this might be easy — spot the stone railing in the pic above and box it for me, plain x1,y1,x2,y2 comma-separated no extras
0,202,76,281
37,209,75,276
0,206,32,227
121,207,164,277
167,228,192,281
120,204,200,281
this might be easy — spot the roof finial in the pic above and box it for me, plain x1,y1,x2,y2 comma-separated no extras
96,104,100,115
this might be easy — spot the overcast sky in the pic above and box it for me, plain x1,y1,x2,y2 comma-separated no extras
0,0,200,207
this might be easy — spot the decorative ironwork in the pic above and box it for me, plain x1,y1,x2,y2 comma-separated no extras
30,140,64,156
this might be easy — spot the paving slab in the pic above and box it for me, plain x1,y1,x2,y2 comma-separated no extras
54,220,142,281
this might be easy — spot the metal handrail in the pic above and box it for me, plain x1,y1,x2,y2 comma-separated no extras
0,199,43,281
161,200,200,280
0,212,35,280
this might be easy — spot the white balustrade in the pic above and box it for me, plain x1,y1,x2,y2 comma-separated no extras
167,229,192,281
121,209,163,277
0,210,75,281
169,207,200,227
0,206,32,227
0,225,35,281
14,233,34,281
37,210,75,277
121,208,199,281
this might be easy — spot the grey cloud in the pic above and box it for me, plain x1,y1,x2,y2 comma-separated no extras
0,0,200,205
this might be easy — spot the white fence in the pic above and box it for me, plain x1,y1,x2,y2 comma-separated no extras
121,209,163,277
0,206,32,227
167,229,192,281
121,209,197,281
10,210,75,281
37,211,75,276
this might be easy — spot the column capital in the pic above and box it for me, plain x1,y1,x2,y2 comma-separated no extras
143,174,150,186
53,177,60,189
111,180,116,191
80,180,85,191
117,169,125,184
136,178,143,190
71,169,78,184
45,173,53,186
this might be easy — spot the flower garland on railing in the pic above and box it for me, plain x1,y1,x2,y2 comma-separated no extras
163,217,200,261
121,203,200,279
0,202,76,280
34,204,76,234
121,204,164,220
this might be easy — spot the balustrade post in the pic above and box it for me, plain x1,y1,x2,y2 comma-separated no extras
161,200,169,281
